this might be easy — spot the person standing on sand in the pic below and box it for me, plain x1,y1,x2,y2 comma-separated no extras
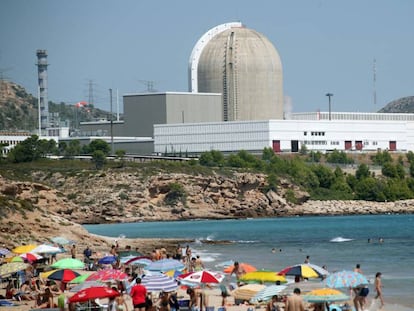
285,288,304,311
375,272,384,308
231,261,246,286
70,244,76,259
130,277,147,311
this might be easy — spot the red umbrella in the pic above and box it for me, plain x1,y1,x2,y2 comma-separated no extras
20,252,42,262
178,270,225,284
86,269,128,282
69,286,119,303
47,269,80,283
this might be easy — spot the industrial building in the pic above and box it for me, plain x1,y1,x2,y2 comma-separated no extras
12,23,413,157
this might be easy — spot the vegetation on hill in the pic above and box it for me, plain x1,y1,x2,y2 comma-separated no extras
0,80,114,132
378,96,414,113
3,135,414,203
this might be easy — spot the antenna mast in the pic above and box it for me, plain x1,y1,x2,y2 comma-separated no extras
373,58,377,110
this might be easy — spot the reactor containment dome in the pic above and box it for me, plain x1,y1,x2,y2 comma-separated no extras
189,22,284,121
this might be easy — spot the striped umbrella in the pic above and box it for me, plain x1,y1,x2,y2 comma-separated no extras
141,273,178,292
232,284,266,301
250,284,287,303
0,262,28,277
278,264,328,279
69,273,92,284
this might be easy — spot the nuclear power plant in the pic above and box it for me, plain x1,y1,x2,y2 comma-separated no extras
189,22,284,121
20,22,414,156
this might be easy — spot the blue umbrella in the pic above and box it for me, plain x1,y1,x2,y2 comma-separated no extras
0,248,10,256
146,259,184,273
98,256,117,265
325,271,368,289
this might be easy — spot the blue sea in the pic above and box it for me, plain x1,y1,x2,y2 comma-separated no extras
85,214,414,309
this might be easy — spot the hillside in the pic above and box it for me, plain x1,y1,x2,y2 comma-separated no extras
1,164,414,253
378,96,414,113
0,80,115,132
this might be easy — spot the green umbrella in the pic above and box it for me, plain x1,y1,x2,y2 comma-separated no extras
69,273,91,284
51,258,85,270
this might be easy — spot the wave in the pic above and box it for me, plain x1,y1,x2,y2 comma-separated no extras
330,236,354,242
231,240,258,244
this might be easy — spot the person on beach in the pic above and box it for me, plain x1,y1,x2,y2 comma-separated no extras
231,261,246,286
374,272,384,308
186,288,198,311
266,295,280,311
285,288,304,311
304,255,310,264
169,291,180,311
195,255,205,271
354,264,362,274
130,277,147,311
70,244,76,259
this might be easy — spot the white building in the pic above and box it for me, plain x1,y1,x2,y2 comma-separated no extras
154,118,414,155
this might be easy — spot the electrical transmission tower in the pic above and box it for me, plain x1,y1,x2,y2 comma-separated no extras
138,79,157,92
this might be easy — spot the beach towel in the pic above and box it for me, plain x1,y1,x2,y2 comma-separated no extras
0,300,17,307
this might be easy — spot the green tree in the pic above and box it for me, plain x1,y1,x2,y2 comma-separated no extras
199,150,224,167
312,164,335,188
65,140,81,157
355,164,370,180
7,135,54,163
164,182,187,206
84,139,110,155
115,149,126,167
262,147,275,162
326,150,354,164
371,150,393,165
91,150,106,169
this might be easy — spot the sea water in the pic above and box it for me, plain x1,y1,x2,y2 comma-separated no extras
84,214,414,309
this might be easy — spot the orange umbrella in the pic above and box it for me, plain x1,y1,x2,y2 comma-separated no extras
224,263,257,274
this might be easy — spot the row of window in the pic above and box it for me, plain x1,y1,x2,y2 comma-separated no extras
304,131,325,136
303,140,379,146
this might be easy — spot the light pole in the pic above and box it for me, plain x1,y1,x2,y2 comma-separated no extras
326,93,333,121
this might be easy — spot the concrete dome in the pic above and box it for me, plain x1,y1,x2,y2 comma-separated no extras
193,25,283,121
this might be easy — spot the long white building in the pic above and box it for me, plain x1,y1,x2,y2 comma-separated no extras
154,119,414,154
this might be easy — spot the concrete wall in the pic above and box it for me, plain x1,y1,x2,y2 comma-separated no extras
123,92,222,137
124,94,167,137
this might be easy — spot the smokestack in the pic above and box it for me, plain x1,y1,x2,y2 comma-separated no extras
36,49,49,134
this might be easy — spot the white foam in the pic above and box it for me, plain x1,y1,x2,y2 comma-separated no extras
330,236,354,242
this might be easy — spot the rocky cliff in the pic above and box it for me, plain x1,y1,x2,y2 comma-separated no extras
1,169,414,251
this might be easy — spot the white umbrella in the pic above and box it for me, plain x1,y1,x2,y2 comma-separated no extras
31,244,63,254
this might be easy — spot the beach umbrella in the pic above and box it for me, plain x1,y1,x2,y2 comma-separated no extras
146,259,184,272
69,273,92,284
165,269,183,279
69,286,119,303
124,256,152,266
0,262,28,277
232,284,266,301
12,244,37,254
325,271,368,289
303,288,349,303
69,281,103,292
178,270,225,285
50,236,72,245
51,258,85,269
223,262,257,274
86,269,128,282
250,284,288,303
239,271,287,284
47,269,80,283
98,255,117,265
31,244,63,254
0,248,10,256
278,263,328,279
10,256,24,263
20,252,43,262
141,273,178,292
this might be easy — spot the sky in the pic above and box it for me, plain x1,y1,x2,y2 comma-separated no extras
1,0,413,114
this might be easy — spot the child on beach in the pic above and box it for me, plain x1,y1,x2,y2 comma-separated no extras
374,272,384,308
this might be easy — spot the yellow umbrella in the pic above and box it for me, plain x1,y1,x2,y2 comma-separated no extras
239,271,287,284
40,269,58,279
232,284,266,301
12,244,37,254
